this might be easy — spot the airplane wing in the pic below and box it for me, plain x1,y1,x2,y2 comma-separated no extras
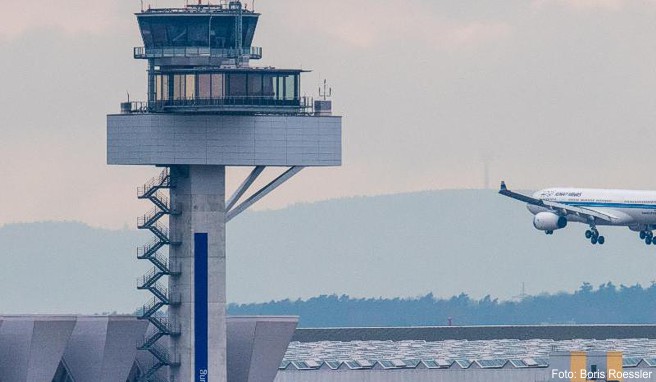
499,181,616,223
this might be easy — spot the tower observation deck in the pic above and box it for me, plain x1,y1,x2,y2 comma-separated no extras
106,1,342,382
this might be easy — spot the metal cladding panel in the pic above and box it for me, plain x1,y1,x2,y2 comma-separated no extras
274,368,549,382
248,318,298,382
0,318,33,381
227,319,257,382
107,114,342,167
227,317,298,382
100,317,149,382
26,317,77,382
63,317,109,382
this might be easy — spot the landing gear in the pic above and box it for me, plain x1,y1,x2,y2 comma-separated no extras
545,230,554,235
640,231,654,246
586,228,605,245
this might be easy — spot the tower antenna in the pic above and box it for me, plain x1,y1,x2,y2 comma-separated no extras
319,79,332,101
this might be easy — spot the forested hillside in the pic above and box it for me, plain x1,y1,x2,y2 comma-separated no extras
228,282,656,327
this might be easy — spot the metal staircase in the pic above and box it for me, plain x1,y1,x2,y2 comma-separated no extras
136,168,180,381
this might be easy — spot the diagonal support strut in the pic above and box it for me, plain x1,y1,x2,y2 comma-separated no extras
226,166,305,222
226,166,266,211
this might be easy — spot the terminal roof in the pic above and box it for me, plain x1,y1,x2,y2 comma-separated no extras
137,4,259,16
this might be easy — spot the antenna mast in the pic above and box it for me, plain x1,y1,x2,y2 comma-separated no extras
319,79,332,101
232,0,243,67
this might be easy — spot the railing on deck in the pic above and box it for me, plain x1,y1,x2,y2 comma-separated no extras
134,46,262,60
121,96,313,114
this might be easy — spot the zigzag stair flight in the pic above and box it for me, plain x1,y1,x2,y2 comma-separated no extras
499,181,656,246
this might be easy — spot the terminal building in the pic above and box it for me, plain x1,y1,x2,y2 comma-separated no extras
1,318,656,382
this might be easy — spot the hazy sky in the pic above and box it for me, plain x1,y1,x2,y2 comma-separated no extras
3,0,656,228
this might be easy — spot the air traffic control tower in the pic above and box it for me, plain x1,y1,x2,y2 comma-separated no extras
106,1,342,381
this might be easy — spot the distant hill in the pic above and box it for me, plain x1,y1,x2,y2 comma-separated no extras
0,222,147,314
228,189,656,304
3,189,656,314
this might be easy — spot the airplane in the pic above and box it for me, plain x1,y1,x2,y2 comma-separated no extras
499,181,656,246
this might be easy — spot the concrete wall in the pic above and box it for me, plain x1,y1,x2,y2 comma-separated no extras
275,368,550,382
107,114,342,167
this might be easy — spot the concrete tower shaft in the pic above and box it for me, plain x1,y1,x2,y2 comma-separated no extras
169,166,227,382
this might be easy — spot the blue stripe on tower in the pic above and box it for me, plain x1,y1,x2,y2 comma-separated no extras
194,233,209,382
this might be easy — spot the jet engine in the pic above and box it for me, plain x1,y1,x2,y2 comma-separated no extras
533,212,567,231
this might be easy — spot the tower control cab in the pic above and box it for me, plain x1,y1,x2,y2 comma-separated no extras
127,1,309,115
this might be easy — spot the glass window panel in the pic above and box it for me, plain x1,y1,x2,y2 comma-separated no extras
173,74,185,100
212,74,224,98
167,22,187,46
198,74,211,99
210,18,232,48
228,73,247,97
262,74,275,98
187,22,209,46
162,75,169,101
186,74,196,99
345,361,362,369
284,74,296,100
248,74,263,97
151,23,168,47
423,360,439,369
533,358,549,367
156,75,162,101
139,21,154,47
242,17,258,47
623,357,641,367
276,76,284,100
455,359,471,368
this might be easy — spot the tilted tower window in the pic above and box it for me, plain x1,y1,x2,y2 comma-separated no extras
138,15,259,49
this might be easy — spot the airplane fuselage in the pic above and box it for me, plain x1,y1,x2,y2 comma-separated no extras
527,188,656,230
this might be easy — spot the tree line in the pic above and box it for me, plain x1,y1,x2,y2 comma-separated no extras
227,282,656,327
